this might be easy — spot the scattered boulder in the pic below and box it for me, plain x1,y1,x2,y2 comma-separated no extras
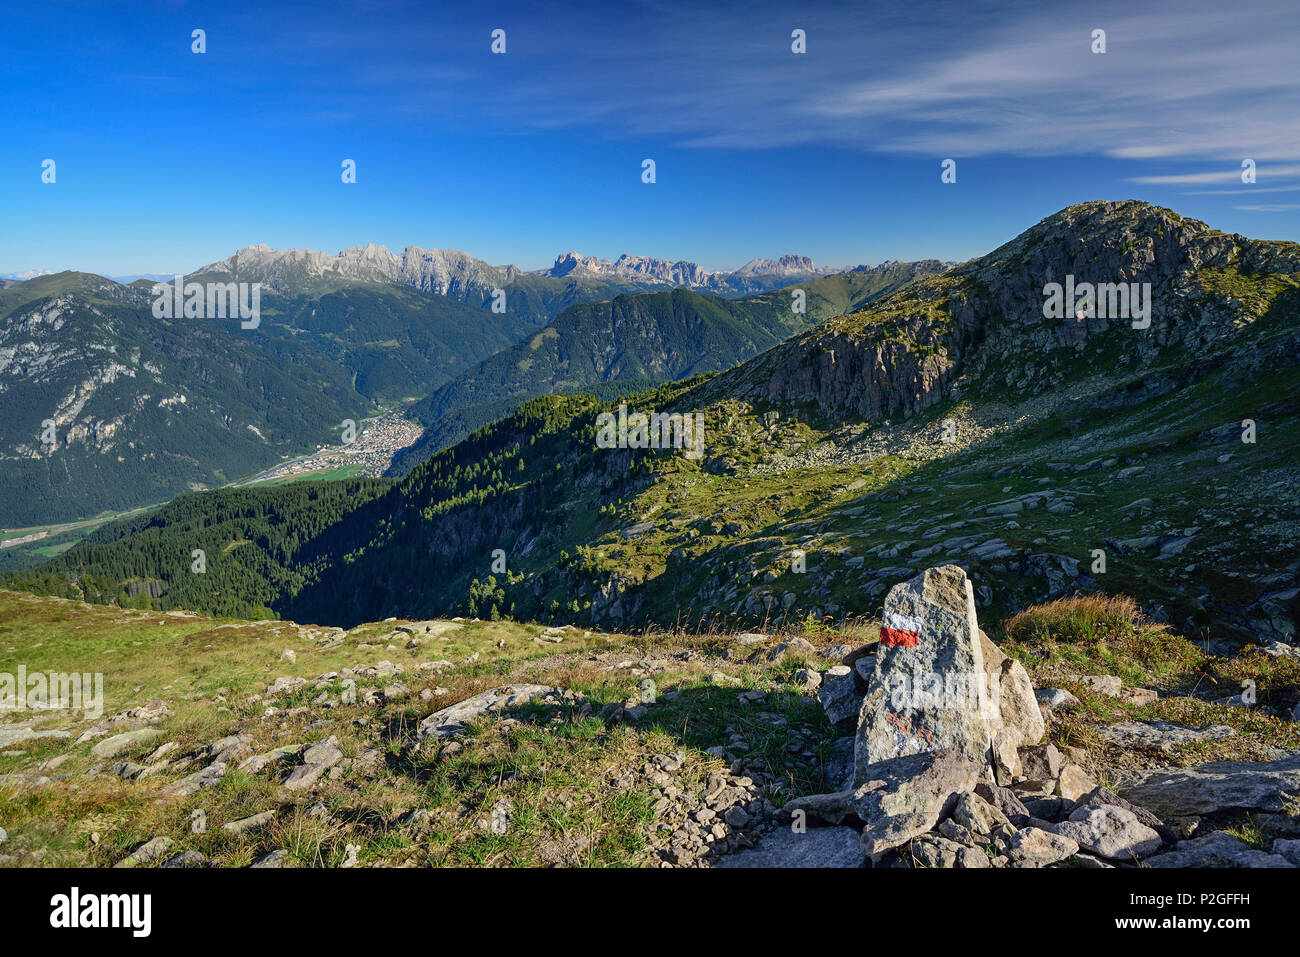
766,637,815,662
1008,827,1078,867
90,728,161,760
979,631,1045,750
114,836,174,868
817,666,862,729
1056,764,1096,802
416,685,561,741
283,737,343,791
1035,688,1079,712
953,791,1011,836
160,850,208,868
222,810,275,836
781,790,862,827
1273,839,1300,866
975,782,1031,827
1119,687,1159,707
793,668,821,692
161,762,226,797
1018,743,1061,785
1073,675,1122,697
251,849,290,868
1068,786,1171,840
1052,805,1163,861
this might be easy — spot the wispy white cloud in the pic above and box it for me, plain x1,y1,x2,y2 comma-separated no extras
468,0,1300,169
1129,166,1300,185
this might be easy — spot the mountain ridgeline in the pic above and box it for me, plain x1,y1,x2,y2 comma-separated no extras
8,202,1299,653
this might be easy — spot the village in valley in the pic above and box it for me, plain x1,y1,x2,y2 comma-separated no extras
236,413,423,485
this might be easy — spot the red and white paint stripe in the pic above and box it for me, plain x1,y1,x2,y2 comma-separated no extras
879,611,922,648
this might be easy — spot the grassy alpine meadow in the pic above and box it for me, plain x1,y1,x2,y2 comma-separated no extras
2,586,1297,868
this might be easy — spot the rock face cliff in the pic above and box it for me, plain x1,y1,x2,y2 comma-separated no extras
712,200,1300,424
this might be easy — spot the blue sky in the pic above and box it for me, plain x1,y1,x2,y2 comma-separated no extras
2,0,1298,276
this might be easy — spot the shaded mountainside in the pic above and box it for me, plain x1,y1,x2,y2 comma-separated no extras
9,202,1299,650
391,260,949,472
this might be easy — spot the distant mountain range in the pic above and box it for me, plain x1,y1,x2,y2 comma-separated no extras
193,243,846,301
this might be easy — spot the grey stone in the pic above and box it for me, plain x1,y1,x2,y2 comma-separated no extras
1008,827,1079,867
713,826,864,868
90,728,161,760
956,845,991,868
251,849,290,868
1119,687,1160,707
1068,786,1169,835
1272,838,1300,866
238,743,304,774
975,782,1032,826
980,632,1044,749
1145,831,1295,868
856,749,984,863
114,836,174,868
1097,720,1237,752
780,790,860,827
794,668,821,692
0,728,72,749
269,676,306,694
906,834,964,868
284,736,344,791
1052,805,1162,861
1035,688,1079,712
953,791,1011,836
1113,752,1300,818
1019,743,1061,784
1022,795,1068,822
222,810,275,836
1056,764,1096,802
1075,675,1122,697
817,666,862,729
161,850,208,868
766,637,815,662
416,684,560,740
160,761,226,797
